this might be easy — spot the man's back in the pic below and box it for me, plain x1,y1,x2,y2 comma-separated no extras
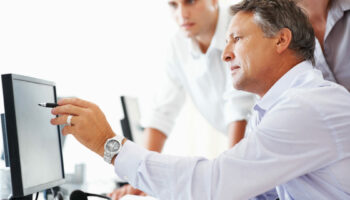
245,61,350,199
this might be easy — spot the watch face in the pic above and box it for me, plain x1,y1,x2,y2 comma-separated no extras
106,140,120,152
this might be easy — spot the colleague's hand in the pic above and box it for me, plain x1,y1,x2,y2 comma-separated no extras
50,98,116,157
108,185,146,200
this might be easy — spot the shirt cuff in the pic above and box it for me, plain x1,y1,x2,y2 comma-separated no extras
114,140,149,183
223,94,256,125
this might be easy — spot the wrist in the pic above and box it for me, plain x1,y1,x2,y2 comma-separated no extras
98,132,116,157
111,138,127,165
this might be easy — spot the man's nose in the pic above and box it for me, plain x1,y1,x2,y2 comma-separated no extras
222,45,235,62
177,5,190,19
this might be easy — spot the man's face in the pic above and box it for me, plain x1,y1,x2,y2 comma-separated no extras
167,0,218,38
222,11,278,95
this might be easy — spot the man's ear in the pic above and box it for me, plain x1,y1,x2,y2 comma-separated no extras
275,28,292,54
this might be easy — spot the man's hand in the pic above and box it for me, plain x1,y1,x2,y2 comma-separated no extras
50,98,116,157
108,184,146,200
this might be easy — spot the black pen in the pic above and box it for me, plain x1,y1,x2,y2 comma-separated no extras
38,102,59,108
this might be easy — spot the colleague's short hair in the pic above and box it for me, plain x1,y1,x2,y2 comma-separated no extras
230,0,315,65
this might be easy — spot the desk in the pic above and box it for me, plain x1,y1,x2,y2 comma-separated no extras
84,196,156,200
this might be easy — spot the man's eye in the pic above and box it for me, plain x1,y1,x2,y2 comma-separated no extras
168,2,178,9
234,37,241,42
185,0,195,5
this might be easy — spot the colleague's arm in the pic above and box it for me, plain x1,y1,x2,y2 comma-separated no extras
227,120,247,148
110,69,184,199
143,128,167,152
110,65,184,199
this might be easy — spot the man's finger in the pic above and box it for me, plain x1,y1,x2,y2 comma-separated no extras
52,104,84,116
51,115,78,126
61,125,75,136
58,98,91,108
111,190,118,200
115,188,124,200
140,192,147,196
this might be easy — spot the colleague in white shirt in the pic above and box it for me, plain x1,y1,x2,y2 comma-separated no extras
51,0,350,199
143,2,254,140
109,0,255,198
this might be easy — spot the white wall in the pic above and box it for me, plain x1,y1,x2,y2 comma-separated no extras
0,0,177,189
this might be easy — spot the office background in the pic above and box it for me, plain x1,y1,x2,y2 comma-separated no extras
0,0,235,193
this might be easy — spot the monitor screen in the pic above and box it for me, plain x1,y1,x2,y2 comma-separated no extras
120,96,144,144
1,74,65,197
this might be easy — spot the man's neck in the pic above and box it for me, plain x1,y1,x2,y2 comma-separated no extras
258,57,304,98
298,0,330,22
193,10,219,54
297,0,330,50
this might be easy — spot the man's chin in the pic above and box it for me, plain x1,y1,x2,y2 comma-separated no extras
181,29,197,38
232,84,243,91
232,80,244,91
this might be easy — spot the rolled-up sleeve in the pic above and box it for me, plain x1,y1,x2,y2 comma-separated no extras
223,88,256,125
141,41,186,136
141,69,186,136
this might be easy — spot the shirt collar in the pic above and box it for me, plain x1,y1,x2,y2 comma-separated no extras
337,0,350,12
255,61,314,113
324,0,349,41
189,6,230,58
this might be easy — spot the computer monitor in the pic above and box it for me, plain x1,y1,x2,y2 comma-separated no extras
1,113,10,167
1,74,65,199
120,96,144,144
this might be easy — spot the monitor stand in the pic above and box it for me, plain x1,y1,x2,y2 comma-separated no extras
10,194,32,200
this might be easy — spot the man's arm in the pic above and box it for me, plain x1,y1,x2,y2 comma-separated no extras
114,95,339,200
111,129,167,171
227,120,247,148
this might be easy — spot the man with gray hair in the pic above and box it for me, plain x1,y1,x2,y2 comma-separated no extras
51,0,350,199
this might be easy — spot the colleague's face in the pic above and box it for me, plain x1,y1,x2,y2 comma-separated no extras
167,0,218,38
222,11,277,94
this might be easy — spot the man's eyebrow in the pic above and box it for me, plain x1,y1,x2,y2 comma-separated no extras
226,33,235,40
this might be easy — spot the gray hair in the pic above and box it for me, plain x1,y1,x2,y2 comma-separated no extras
230,0,315,65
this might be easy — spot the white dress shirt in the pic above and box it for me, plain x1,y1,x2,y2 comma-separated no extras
115,61,350,199
314,0,350,91
142,7,255,135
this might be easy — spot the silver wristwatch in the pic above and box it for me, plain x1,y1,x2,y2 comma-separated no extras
103,135,125,164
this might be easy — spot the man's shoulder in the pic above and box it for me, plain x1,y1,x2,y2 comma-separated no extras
275,81,350,115
165,31,193,65
168,31,189,49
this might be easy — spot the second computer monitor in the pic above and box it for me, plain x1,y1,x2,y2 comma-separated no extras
120,96,144,145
